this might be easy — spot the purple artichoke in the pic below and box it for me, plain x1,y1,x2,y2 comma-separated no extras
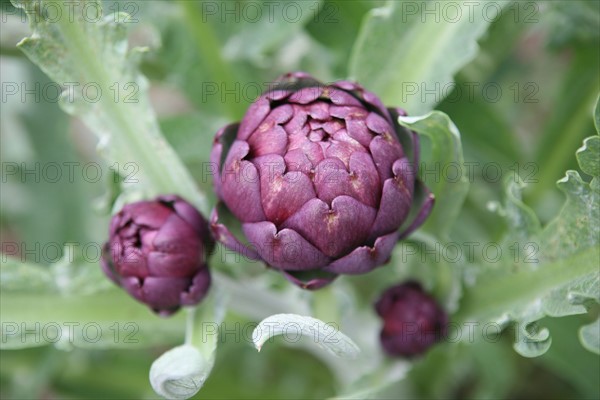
100,195,213,316
375,281,448,357
210,72,433,289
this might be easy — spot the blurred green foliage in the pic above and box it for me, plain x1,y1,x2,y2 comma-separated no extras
1,0,599,399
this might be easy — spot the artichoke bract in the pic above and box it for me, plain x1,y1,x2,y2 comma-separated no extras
100,195,212,316
211,72,433,289
375,281,448,357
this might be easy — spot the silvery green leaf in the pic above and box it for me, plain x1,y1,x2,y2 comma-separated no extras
579,318,600,355
149,288,227,399
252,314,360,359
503,176,542,242
542,273,599,317
576,136,600,177
457,99,600,356
11,0,208,213
150,345,208,400
512,305,552,358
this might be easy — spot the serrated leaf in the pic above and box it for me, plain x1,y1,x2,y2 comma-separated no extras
576,136,600,177
539,170,599,262
542,273,598,317
579,318,600,355
462,167,599,354
11,0,207,213
252,314,360,359
398,111,469,240
503,177,542,241
458,102,600,356
512,306,552,358
457,247,599,322
350,0,495,114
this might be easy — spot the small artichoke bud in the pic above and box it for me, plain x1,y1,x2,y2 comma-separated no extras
375,281,448,357
100,195,213,316
210,72,434,289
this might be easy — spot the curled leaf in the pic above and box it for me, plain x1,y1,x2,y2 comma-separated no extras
252,314,360,359
149,345,208,400
579,318,600,355
513,320,552,358
149,287,226,399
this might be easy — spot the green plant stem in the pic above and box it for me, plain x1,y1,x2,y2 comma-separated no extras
0,288,185,350
0,288,182,323
455,246,600,323
312,286,340,323
184,306,196,346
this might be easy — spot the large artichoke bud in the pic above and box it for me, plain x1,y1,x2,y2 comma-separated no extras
101,195,212,316
375,281,448,357
211,72,433,289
